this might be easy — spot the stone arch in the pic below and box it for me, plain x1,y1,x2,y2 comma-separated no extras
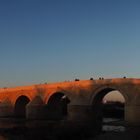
14,95,30,118
90,85,128,105
90,86,127,121
47,92,65,104
45,92,70,120
0,98,13,117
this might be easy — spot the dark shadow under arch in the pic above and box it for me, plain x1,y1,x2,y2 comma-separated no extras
46,92,70,120
14,95,30,118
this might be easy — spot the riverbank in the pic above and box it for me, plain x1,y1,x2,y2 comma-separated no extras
0,119,100,140
94,126,140,140
1,125,140,140
0,118,139,140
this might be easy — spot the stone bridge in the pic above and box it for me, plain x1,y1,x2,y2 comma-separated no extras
0,78,140,123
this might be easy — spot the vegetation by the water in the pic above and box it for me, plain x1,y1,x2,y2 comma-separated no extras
102,101,124,118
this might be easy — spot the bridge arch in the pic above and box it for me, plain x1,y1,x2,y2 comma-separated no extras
90,86,128,121
90,85,129,105
45,92,70,120
14,95,30,117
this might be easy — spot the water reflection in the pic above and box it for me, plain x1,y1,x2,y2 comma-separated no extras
0,118,125,140
102,118,125,132
102,125,125,132
0,118,97,140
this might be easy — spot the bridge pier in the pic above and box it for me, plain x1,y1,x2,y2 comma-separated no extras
67,105,93,121
26,96,45,119
26,105,64,120
26,104,44,119
26,96,64,120
68,105,103,121
0,101,14,117
67,105,102,131
125,105,140,123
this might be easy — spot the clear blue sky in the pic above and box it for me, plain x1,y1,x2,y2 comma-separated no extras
0,0,140,87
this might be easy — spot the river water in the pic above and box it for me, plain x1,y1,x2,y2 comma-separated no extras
102,118,125,132
0,118,125,140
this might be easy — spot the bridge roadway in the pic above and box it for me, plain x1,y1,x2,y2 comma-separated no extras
0,78,140,123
